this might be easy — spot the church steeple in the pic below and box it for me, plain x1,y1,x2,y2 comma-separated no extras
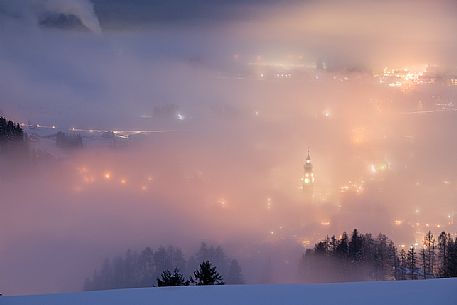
303,148,314,186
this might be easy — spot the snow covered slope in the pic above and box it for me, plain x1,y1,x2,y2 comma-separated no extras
1,279,456,305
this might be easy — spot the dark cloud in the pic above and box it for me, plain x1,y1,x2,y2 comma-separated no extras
92,0,305,28
0,0,305,30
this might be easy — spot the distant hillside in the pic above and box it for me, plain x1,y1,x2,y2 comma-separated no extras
38,13,91,31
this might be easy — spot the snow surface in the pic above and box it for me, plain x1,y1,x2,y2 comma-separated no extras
1,279,456,305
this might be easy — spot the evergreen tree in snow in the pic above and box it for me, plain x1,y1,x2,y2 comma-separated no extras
349,229,363,262
398,248,407,280
157,268,190,287
299,229,399,282
192,261,224,285
420,247,427,279
422,231,436,278
335,232,349,258
448,236,457,277
84,244,240,290
407,246,418,280
438,232,449,277
188,242,235,281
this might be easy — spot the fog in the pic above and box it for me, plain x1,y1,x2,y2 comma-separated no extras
1,0,457,295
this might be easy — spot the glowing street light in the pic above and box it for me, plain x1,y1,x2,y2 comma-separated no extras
266,197,272,210
322,109,332,118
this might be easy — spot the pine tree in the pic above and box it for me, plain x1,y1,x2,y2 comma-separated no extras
138,247,155,287
373,234,390,280
192,261,224,285
399,248,407,280
191,243,230,280
329,235,338,254
314,240,328,256
386,241,399,280
157,268,190,287
226,259,244,284
423,231,436,277
448,237,457,277
335,232,349,258
392,245,401,280
438,232,449,277
349,229,363,262
420,248,427,279
407,246,418,280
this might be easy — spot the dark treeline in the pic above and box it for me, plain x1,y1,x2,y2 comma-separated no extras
83,243,243,291
156,260,224,287
299,229,397,282
0,116,27,153
0,115,57,171
299,229,457,282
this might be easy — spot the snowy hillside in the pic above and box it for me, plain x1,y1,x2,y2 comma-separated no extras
1,279,456,305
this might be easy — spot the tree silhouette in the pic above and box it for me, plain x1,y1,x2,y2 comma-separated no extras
157,268,190,287
407,246,418,280
299,229,457,283
398,248,407,280
0,116,26,154
226,259,244,284
192,261,224,285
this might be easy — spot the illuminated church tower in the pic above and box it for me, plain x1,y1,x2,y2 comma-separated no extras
302,148,314,200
